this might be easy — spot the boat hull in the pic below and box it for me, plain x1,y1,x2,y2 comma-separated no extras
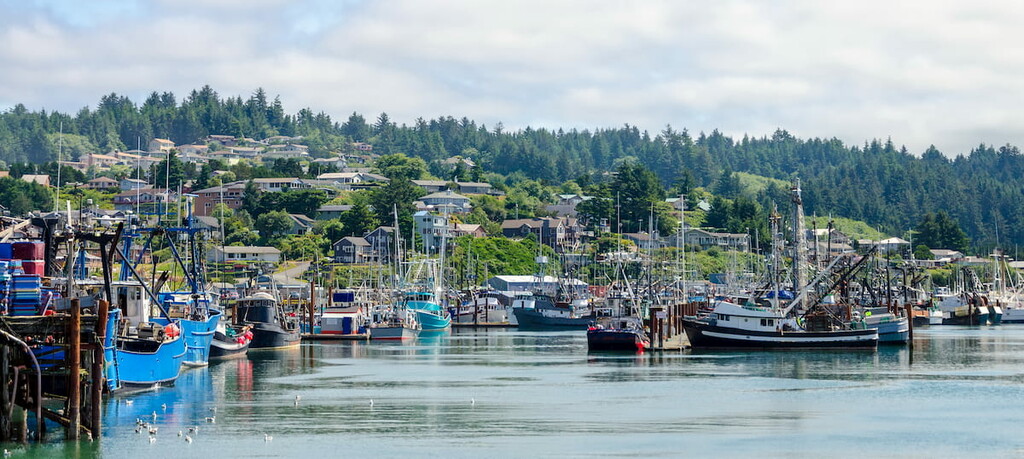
154,310,221,367
682,319,877,349
1001,307,1024,323
248,322,301,350
210,331,250,359
513,308,594,330
587,328,649,352
369,326,420,340
110,334,187,391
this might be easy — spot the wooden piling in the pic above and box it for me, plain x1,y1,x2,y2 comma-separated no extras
904,303,914,344
67,298,81,440
90,299,109,435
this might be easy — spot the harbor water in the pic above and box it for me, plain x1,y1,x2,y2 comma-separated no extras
14,326,1024,458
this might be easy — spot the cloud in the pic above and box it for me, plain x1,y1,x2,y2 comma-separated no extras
2,0,1024,155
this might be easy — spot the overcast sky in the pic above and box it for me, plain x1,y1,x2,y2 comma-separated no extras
1,0,1022,156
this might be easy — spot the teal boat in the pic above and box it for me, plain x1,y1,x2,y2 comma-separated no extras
403,291,451,331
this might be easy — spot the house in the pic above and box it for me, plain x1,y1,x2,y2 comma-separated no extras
807,227,852,246
364,226,396,260
311,157,348,170
316,204,353,220
177,144,209,156
194,215,222,236
204,134,238,147
82,153,120,169
112,188,174,211
207,246,281,264
500,217,581,250
351,142,373,152
20,175,51,187
287,213,316,234
264,144,310,160
622,232,663,250
251,177,304,192
194,182,246,216
85,177,120,190
228,146,261,158
546,194,593,217
119,178,149,190
148,138,175,153
673,228,750,251
452,223,487,238
419,190,472,213
877,237,911,253
441,156,476,169
411,180,495,195
930,249,964,262
414,211,451,253
332,237,375,263
315,172,390,187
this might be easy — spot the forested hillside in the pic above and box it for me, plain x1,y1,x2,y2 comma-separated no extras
0,86,1020,250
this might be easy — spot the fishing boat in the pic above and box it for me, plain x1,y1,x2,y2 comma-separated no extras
209,323,251,359
153,291,220,366
587,316,649,352
683,300,877,349
513,293,595,329
105,281,188,391
850,307,909,344
369,306,421,340
402,291,451,331
318,290,371,336
235,291,301,349
454,290,510,325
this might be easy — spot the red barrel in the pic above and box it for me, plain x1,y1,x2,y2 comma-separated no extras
12,242,44,260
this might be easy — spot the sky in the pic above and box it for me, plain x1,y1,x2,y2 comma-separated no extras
1,0,1022,156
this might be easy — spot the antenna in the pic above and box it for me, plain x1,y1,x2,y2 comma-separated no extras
54,121,63,213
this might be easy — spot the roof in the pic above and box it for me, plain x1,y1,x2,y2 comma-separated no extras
218,246,281,254
252,177,300,183
500,217,565,230
879,237,910,245
194,215,221,228
318,205,353,213
337,236,370,246
290,213,316,225
422,190,469,200
88,177,119,183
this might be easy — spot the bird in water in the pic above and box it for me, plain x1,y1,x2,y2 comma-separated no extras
125,400,134,406
369,399,374,407
185,435,193,444
161,403,167,411
294,395,301,406
205,416,216,423
471,398,475,406
188,426,199,434
264,433,273,442
149,437,156,444
178,431,183,437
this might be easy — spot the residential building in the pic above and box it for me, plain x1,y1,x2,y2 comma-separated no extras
364,226,396,260
251,177,304,192
119,178,149,190
500,217,581,250
20,175,51,187
411,180,495,195
82,153,120,169
672,228,750,251
419,190,472,213
485,275,588,296
112,188,174,211
452,223,487,238
546,194,593,217
316,204,353,220
177,144,209,156
287,213,316,234
332,237,375,263
148,138,174,153
877,237,911,253
204,134,238,146
352,142,373,152
207,246,281,264
414,211,451,253
194,182,246,216
85,177,120,190
622,232,663,250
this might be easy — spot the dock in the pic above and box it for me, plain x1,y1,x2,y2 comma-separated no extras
301,333,368,341
452,322,516,328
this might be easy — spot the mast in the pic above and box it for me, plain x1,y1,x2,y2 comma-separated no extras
791,179,808,313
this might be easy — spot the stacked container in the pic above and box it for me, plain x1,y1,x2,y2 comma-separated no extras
10,275,42,316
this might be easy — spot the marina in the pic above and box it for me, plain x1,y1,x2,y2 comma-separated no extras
1,326,1022,457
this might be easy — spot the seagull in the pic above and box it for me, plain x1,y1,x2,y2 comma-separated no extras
125,400,134,406
185,435,193,444
209,407,217,413
188,426,199,434
294,395,301,406
369,399,374,407
471,398,475,406
205,416,216,423
148,427,158,435
151,411,158,420
161,403,167,411
135,427,142,434
178,431,183,437
149,437,156,444
264,433,273,442
86,432,93,442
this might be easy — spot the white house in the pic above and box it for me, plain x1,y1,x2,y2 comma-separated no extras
207,246,281,264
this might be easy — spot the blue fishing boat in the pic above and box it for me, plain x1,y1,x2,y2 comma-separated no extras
403,291,451,331
153,292,221,366
105,307,186,391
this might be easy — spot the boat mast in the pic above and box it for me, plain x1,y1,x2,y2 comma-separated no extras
791,179,808,313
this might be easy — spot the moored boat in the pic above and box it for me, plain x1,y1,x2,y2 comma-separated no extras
236,292,301,349
683,301,877,349
587,316,649,352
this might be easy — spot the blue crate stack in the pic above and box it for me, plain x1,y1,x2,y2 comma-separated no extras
10,274,42,316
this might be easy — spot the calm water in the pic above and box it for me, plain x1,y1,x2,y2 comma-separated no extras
12,326,1024,458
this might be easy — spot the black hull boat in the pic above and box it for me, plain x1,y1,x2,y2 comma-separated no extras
210,327,251,359
683,301,877,350
587,316,650,352
683,318,877,349
514,307,594,330
236,292,302,350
